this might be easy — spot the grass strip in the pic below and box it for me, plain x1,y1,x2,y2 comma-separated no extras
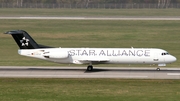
0,8,180,17
0,78,180,101
0,20,179,66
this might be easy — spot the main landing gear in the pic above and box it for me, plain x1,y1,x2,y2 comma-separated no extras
87,65,93,71
156,68,160,71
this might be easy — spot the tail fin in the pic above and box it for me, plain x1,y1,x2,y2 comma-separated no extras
4,30,53,49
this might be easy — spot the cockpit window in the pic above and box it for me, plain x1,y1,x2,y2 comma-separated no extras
161,52,169,55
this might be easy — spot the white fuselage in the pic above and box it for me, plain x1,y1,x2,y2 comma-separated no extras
18,48,176,66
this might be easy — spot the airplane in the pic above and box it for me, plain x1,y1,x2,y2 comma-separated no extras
5,30,177,71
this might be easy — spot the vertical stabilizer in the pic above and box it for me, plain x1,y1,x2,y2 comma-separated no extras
4,30,52,49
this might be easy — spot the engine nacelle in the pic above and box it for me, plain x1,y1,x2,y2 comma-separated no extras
43,51,68,59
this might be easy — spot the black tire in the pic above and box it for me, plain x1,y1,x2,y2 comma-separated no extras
87,65,93,71
156,68,160,71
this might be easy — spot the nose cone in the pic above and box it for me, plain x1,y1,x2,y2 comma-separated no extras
166,55,177,63
172,56,177,62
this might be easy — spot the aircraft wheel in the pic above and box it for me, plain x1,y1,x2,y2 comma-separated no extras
87,65,93,71
156,68,160,71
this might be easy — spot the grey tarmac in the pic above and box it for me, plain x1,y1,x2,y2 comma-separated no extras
0,17,180,20
0,66,180,79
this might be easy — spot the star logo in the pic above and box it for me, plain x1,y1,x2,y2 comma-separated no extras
20,37,29,46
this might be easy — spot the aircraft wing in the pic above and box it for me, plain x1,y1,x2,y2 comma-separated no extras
77,58,109,64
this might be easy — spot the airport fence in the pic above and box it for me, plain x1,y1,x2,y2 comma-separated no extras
0,3,180,9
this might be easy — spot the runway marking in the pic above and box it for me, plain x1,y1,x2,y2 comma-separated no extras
0,17,180,20
0,66,180,79
167,73,180,76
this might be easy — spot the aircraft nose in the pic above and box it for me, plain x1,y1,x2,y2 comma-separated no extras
172,56,177,62
167,55,177,63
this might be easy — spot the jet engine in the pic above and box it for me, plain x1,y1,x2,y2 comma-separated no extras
43,50,68,59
